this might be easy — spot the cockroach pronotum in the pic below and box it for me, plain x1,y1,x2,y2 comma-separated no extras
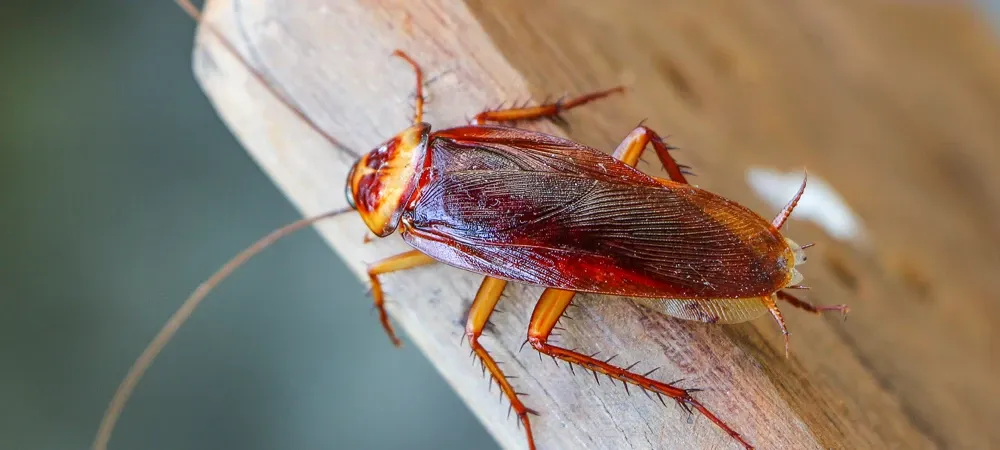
94,2,851,450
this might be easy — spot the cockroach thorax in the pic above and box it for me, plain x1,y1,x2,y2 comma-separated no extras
346,123,431,237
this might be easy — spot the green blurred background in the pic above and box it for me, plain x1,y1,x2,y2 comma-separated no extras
0,1,494,449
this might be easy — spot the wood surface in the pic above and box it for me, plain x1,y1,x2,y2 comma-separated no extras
191,0,999,449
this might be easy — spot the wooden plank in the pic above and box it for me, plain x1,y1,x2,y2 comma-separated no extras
186,0,998,449
463,2,1000,448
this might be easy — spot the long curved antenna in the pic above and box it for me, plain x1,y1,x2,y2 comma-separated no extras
174,0,360,158
772,170,808,230
92,207,352,450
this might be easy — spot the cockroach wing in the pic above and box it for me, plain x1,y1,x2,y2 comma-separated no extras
402,126,794,299
632,297,770,324
428,126,656,183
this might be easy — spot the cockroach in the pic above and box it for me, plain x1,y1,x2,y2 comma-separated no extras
94,2,850,450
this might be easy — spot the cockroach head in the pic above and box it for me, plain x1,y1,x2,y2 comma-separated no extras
346,123,431,237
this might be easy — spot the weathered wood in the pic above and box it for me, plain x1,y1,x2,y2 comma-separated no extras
192,0,999,449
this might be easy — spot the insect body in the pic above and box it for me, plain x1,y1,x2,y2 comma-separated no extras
348,67,812,450
94,3,849,450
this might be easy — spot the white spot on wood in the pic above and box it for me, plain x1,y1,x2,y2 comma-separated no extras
746,166,868,244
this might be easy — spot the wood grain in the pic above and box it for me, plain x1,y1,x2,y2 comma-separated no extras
191,0,998,449
463,2,1000,448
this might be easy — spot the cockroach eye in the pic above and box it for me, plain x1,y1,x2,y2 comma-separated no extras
345,161,359,210
345,182,356,209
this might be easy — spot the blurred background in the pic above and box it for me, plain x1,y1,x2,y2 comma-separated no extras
1,1,493,449
3,1,1000,450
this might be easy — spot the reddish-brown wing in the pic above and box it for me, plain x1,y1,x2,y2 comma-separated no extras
401,126,791,299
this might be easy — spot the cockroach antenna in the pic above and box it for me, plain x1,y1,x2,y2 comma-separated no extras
93,207,354,450
173,0,361,160
93,4,375,450
772,170,808,230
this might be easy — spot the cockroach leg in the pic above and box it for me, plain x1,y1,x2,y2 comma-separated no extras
611,125,689,184
763,295,791,359
390,50,426,124
466,277,538,450
366,250,436,346
776,291,850,318
526,288,754,450
472,86,625,125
